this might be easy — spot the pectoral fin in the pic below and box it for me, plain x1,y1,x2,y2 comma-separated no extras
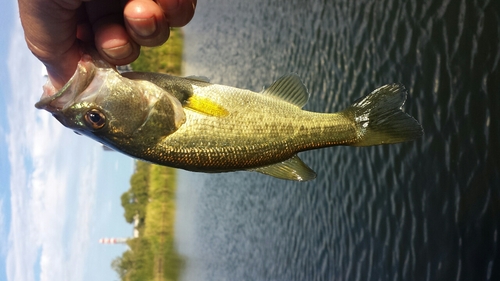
249,155,316,181
185,96,229,117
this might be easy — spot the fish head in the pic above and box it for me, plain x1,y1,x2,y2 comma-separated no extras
35,53,186,152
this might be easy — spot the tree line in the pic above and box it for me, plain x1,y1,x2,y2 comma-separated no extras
111,161,183,281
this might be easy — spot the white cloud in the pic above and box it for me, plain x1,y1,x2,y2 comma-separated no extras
5,9,100,281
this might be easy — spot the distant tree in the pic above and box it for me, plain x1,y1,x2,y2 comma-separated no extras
121,191,138,223
130,172,148,204
111,252,134,280
127,238,154,281
120,161,152,223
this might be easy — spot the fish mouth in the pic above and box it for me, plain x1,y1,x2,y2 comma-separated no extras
35,54,98,113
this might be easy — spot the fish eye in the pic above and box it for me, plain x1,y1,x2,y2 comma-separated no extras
84,109,106,130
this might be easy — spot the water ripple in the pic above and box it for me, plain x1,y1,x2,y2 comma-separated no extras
177,0,500,280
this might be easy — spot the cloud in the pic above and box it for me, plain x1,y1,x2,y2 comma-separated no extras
5,10,100,281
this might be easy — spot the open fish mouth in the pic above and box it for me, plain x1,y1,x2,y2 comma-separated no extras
34,52,113,113
35,55,96,112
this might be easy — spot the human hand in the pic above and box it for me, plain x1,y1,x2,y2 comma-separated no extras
19,0,196,89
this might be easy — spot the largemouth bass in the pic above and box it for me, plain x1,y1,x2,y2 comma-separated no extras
36,53,423,181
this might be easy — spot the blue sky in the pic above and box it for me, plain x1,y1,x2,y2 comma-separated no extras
1,1,136,281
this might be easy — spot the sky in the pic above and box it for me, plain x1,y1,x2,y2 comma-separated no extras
1,1,136,281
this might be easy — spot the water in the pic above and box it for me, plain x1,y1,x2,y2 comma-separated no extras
175,0,500,280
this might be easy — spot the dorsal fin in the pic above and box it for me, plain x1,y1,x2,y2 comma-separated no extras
261,74,309,108
249,155,316,181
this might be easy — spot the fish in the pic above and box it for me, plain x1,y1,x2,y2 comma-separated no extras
35,52,423,181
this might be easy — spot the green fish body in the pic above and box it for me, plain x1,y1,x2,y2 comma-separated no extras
36,54,423,181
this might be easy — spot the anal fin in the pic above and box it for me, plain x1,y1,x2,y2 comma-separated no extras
249,155,316,181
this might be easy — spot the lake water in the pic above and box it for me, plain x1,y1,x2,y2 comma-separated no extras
174,0,500,280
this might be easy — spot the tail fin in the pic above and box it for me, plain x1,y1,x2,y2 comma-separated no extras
344,84,423,146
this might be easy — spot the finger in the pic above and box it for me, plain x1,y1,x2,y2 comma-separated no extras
75,5,93,43
157,0,197,27
19,0,83,89
85,1,140,64
124,0,171,47
93,15,141,65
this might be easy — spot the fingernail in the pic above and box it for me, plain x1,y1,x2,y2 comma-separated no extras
102,42,133,60
127,16,157,37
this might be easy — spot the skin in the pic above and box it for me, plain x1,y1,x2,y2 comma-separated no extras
18,0,196,89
